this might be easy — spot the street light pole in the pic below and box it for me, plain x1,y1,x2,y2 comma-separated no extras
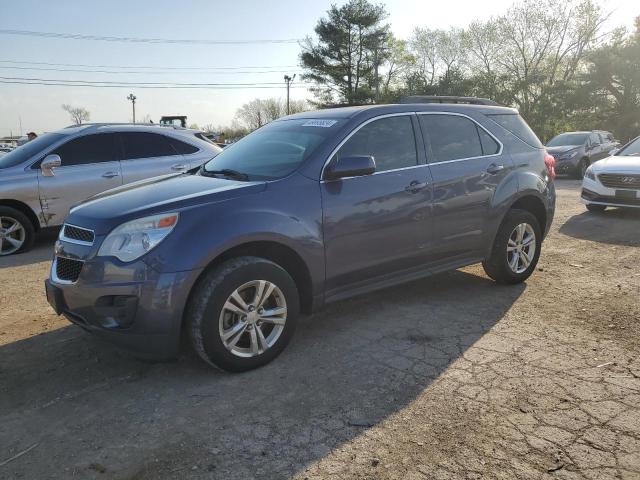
284,74,296,115
127,94,137,123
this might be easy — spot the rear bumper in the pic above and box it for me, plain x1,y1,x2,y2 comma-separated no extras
46,258,203,359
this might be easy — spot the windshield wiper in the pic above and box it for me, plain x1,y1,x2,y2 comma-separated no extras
200,168,249,181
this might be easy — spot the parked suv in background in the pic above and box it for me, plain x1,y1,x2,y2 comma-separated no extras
545,130,619,178
0,124,221,255
45,99,556,372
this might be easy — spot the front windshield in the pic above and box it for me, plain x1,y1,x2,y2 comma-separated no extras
0,133,64,169
202,118,343,180
616,137,640,156
546,133,588,147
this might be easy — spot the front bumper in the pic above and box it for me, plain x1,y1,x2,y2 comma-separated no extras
553,156,580,175
581,176,640,208
46,240,203,359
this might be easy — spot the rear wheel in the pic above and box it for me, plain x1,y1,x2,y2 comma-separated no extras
0,206,35,256
186,256,299,372
586,203,606,212
482,209,542,284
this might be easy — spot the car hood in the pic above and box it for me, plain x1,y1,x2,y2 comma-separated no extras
591,155,640,174
67,173,266,235
545,145,580,156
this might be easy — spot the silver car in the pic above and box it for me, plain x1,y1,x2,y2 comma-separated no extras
0,123,222,256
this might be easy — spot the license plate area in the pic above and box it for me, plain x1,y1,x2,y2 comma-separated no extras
615,189,638,200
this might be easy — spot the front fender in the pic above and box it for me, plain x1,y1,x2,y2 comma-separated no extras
145,174,324,289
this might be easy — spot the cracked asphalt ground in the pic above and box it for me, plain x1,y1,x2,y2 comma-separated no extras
1,179,639,480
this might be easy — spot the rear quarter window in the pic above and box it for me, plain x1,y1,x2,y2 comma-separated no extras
486,114,542,149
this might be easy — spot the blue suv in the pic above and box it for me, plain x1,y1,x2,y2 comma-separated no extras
45,100,556,372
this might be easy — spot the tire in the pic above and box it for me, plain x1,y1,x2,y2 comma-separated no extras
186,256,300,372
482,209,542,285
586,204,606,212
0,206,35,256
575,159,589,179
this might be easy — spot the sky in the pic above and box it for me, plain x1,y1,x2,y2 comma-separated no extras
0,0,637,137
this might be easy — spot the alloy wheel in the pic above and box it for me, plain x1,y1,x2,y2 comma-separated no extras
507,223,536,274
0,216,26,255
218,280,287,358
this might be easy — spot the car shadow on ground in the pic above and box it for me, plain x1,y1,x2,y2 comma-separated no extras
559,208,640,246
0,269,525,479
0,228,58,268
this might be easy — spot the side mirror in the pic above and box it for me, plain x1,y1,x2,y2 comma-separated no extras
324,155,376,180
41,154,61,176
608,148,619,156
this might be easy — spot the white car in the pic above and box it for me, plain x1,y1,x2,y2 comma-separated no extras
581,136,640,212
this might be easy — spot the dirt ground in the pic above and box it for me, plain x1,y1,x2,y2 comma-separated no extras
1,179,639,480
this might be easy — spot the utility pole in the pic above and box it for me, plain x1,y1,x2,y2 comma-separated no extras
127,93,137,123
284,74,295,115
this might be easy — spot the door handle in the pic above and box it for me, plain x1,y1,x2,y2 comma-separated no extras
486,163,505,175
405,180,429,193
102,171,120,178
171,164,188,171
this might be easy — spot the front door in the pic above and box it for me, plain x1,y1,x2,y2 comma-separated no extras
119,132,189,184
37,133,122,226
417,113,512,263
321,114,433,296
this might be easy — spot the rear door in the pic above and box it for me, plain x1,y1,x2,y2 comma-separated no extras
321,114,434,295
37,133,122,226
119,132,190,184
418,113,509,263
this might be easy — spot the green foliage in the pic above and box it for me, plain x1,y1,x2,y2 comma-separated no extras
301,0,640,142
300,0,390,106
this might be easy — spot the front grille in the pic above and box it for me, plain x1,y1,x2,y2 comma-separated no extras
62,224,95,244
55,257,84,283
598,173,640,190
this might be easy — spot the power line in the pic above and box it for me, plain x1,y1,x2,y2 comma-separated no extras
0,65,303,75
0,29,301,45
0,76,295,86
0,79,309,90
0,59,300,71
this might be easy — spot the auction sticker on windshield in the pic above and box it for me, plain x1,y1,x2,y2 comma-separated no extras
302,120,338,128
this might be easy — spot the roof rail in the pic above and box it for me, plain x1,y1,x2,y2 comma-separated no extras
400,95,500,106
63,122,187,130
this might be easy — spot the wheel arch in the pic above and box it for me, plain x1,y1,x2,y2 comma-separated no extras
182,240,315,339
0,199,41,232
507,194,547,237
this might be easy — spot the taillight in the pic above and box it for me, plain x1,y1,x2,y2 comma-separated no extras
544,153,556,181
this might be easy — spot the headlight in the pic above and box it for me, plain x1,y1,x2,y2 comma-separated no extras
584,166,596,181
98,213,179,262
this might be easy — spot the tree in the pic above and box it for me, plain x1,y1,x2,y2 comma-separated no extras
235,98,309,131
582,18,640,141
62,104,90,125
300,0,390,106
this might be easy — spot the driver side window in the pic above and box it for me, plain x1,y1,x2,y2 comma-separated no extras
336,115,417,172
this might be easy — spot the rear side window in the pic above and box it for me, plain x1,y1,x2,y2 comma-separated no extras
52,134,118,167
337,115,417,172
169,138,199,155
419,114,486,162
486,114,542,148
120,132,178,160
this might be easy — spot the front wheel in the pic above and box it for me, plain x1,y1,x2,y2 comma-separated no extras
575,159,589,179
186,256,300,372
0,206,35,256
482,209,542,284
